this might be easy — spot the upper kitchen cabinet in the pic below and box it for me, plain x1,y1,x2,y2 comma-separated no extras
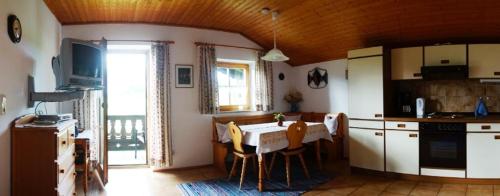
391,47,423,80
424,45,467,66
348,46,384,120
468,44,500,78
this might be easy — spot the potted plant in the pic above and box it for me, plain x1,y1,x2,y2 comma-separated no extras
274,113,285,126
284,89,303,112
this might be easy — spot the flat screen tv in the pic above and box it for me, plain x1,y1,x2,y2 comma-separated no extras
53,38,104,90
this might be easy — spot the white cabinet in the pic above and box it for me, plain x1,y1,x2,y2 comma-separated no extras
468,44,500,78
391,47,423,80
349,127,385,171
424,45,467,66
385,130,419,175
467,133,500,178
348,47,384,120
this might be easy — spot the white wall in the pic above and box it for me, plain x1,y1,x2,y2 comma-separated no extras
0,0,61,195
62,24,294,168
292,59,349,114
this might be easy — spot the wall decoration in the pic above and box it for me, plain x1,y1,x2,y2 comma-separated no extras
307,67,328,89
278,73,285,80
175,64,193,88
7,15,22,43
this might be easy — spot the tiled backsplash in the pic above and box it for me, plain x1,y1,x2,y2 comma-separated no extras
396,80,500,113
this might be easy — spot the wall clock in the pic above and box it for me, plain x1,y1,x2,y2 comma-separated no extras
7,15,22,43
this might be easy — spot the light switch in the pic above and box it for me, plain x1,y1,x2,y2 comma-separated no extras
0,95,6,115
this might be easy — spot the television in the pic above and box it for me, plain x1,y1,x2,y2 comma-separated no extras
53,38,105,90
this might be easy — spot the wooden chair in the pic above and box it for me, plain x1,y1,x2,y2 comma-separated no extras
268,121,310,187
226,121,263,189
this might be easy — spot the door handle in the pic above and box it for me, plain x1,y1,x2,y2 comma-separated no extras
409,134,418,138
375,132,383,136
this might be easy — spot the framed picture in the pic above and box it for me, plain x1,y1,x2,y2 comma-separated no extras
175,64,194,88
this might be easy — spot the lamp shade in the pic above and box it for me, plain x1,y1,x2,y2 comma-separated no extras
261,48,289,62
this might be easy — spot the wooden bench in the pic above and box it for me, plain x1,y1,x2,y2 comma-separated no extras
212,112,346,174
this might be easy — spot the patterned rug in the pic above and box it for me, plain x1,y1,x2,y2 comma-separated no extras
177,162,331,196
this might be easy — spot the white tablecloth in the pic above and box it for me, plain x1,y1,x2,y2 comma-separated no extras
238,121,333,154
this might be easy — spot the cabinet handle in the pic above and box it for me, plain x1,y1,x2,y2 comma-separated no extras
409,134,418,138
60,169,65,173
70,133,75,137
413,73,422,77
375,132,383,136
73,193,77,196
73,153,76,157
481,125,491,130
73,172,77,176
61,141,67,145
397,124,406,128
440,59,450,64
495,135,500,140
494,72,500,76
374,114,383,118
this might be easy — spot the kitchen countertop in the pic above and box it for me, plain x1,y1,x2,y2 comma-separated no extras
384,115,500,123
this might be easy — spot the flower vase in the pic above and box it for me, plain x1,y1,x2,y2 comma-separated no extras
277,120,284,126
290,102,299,112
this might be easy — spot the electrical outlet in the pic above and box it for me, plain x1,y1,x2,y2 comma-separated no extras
0,95,6,115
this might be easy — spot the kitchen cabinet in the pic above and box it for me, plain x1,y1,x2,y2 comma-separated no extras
468,44,500,78
348,46,384,120
385,130,419,175
467,133,500,178
391,47,423,80
349,127,385,171
424,45,466,66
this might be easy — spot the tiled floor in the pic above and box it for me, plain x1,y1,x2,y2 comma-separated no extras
79,160,500,196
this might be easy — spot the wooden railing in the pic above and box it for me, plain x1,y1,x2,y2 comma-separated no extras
108,115,146,151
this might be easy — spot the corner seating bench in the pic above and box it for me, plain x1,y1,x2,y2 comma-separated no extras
212,112,345,174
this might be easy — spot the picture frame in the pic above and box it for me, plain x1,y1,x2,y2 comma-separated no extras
175,64,194,88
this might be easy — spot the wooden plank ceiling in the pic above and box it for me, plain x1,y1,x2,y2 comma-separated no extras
44,0,500,66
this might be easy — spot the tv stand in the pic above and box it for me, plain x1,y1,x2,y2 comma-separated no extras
27,75,86,107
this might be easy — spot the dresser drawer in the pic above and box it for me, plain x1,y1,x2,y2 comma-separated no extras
58,144,75,184
57,128,69,156
58,164,76,196
467,123,500,132
349,119,384,130
385,121,419,130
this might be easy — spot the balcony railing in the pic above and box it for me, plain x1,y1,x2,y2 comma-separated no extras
108,115,146,152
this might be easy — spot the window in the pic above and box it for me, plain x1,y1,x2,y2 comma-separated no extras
217,62,250,112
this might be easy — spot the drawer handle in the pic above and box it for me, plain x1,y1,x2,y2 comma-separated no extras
73,172,77,176
397,124,406,128
73,153,76,157
60,169,65,174
495,135,500,140
409,134,418,138
413,73,422,77
375,132,383,136
374,114,383,118
73,193,77,196
61,141,67,145
494,72,500,76
70,133,75,137
441,59,450,64
482,125,491,130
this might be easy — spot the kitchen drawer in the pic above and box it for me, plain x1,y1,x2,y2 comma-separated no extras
58,144,75,184
58,164,75,196
57,128,69,156
349,119,384,130
467,123,500,132
385,121,419,130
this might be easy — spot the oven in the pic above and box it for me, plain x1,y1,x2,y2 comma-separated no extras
419,122,466,169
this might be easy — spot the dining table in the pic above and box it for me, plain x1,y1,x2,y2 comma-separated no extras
237,121,333,192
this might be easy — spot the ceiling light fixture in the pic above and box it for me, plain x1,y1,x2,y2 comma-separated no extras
261,10,289,62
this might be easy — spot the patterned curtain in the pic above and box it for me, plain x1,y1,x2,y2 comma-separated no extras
147,43,172,168
255,51,274,111
73,90,101,161
198,45,219,114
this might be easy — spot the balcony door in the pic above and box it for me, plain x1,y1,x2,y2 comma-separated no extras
106,45,149,165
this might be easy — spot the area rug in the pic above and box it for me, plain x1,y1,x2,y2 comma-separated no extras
177,164,331,196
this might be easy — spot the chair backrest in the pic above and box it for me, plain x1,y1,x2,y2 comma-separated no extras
286,121,307,150
227,121,245,153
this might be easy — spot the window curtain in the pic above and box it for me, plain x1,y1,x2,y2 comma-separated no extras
147,43,172,168
198,45,219,114
73,90,101,161
255,51,274,111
